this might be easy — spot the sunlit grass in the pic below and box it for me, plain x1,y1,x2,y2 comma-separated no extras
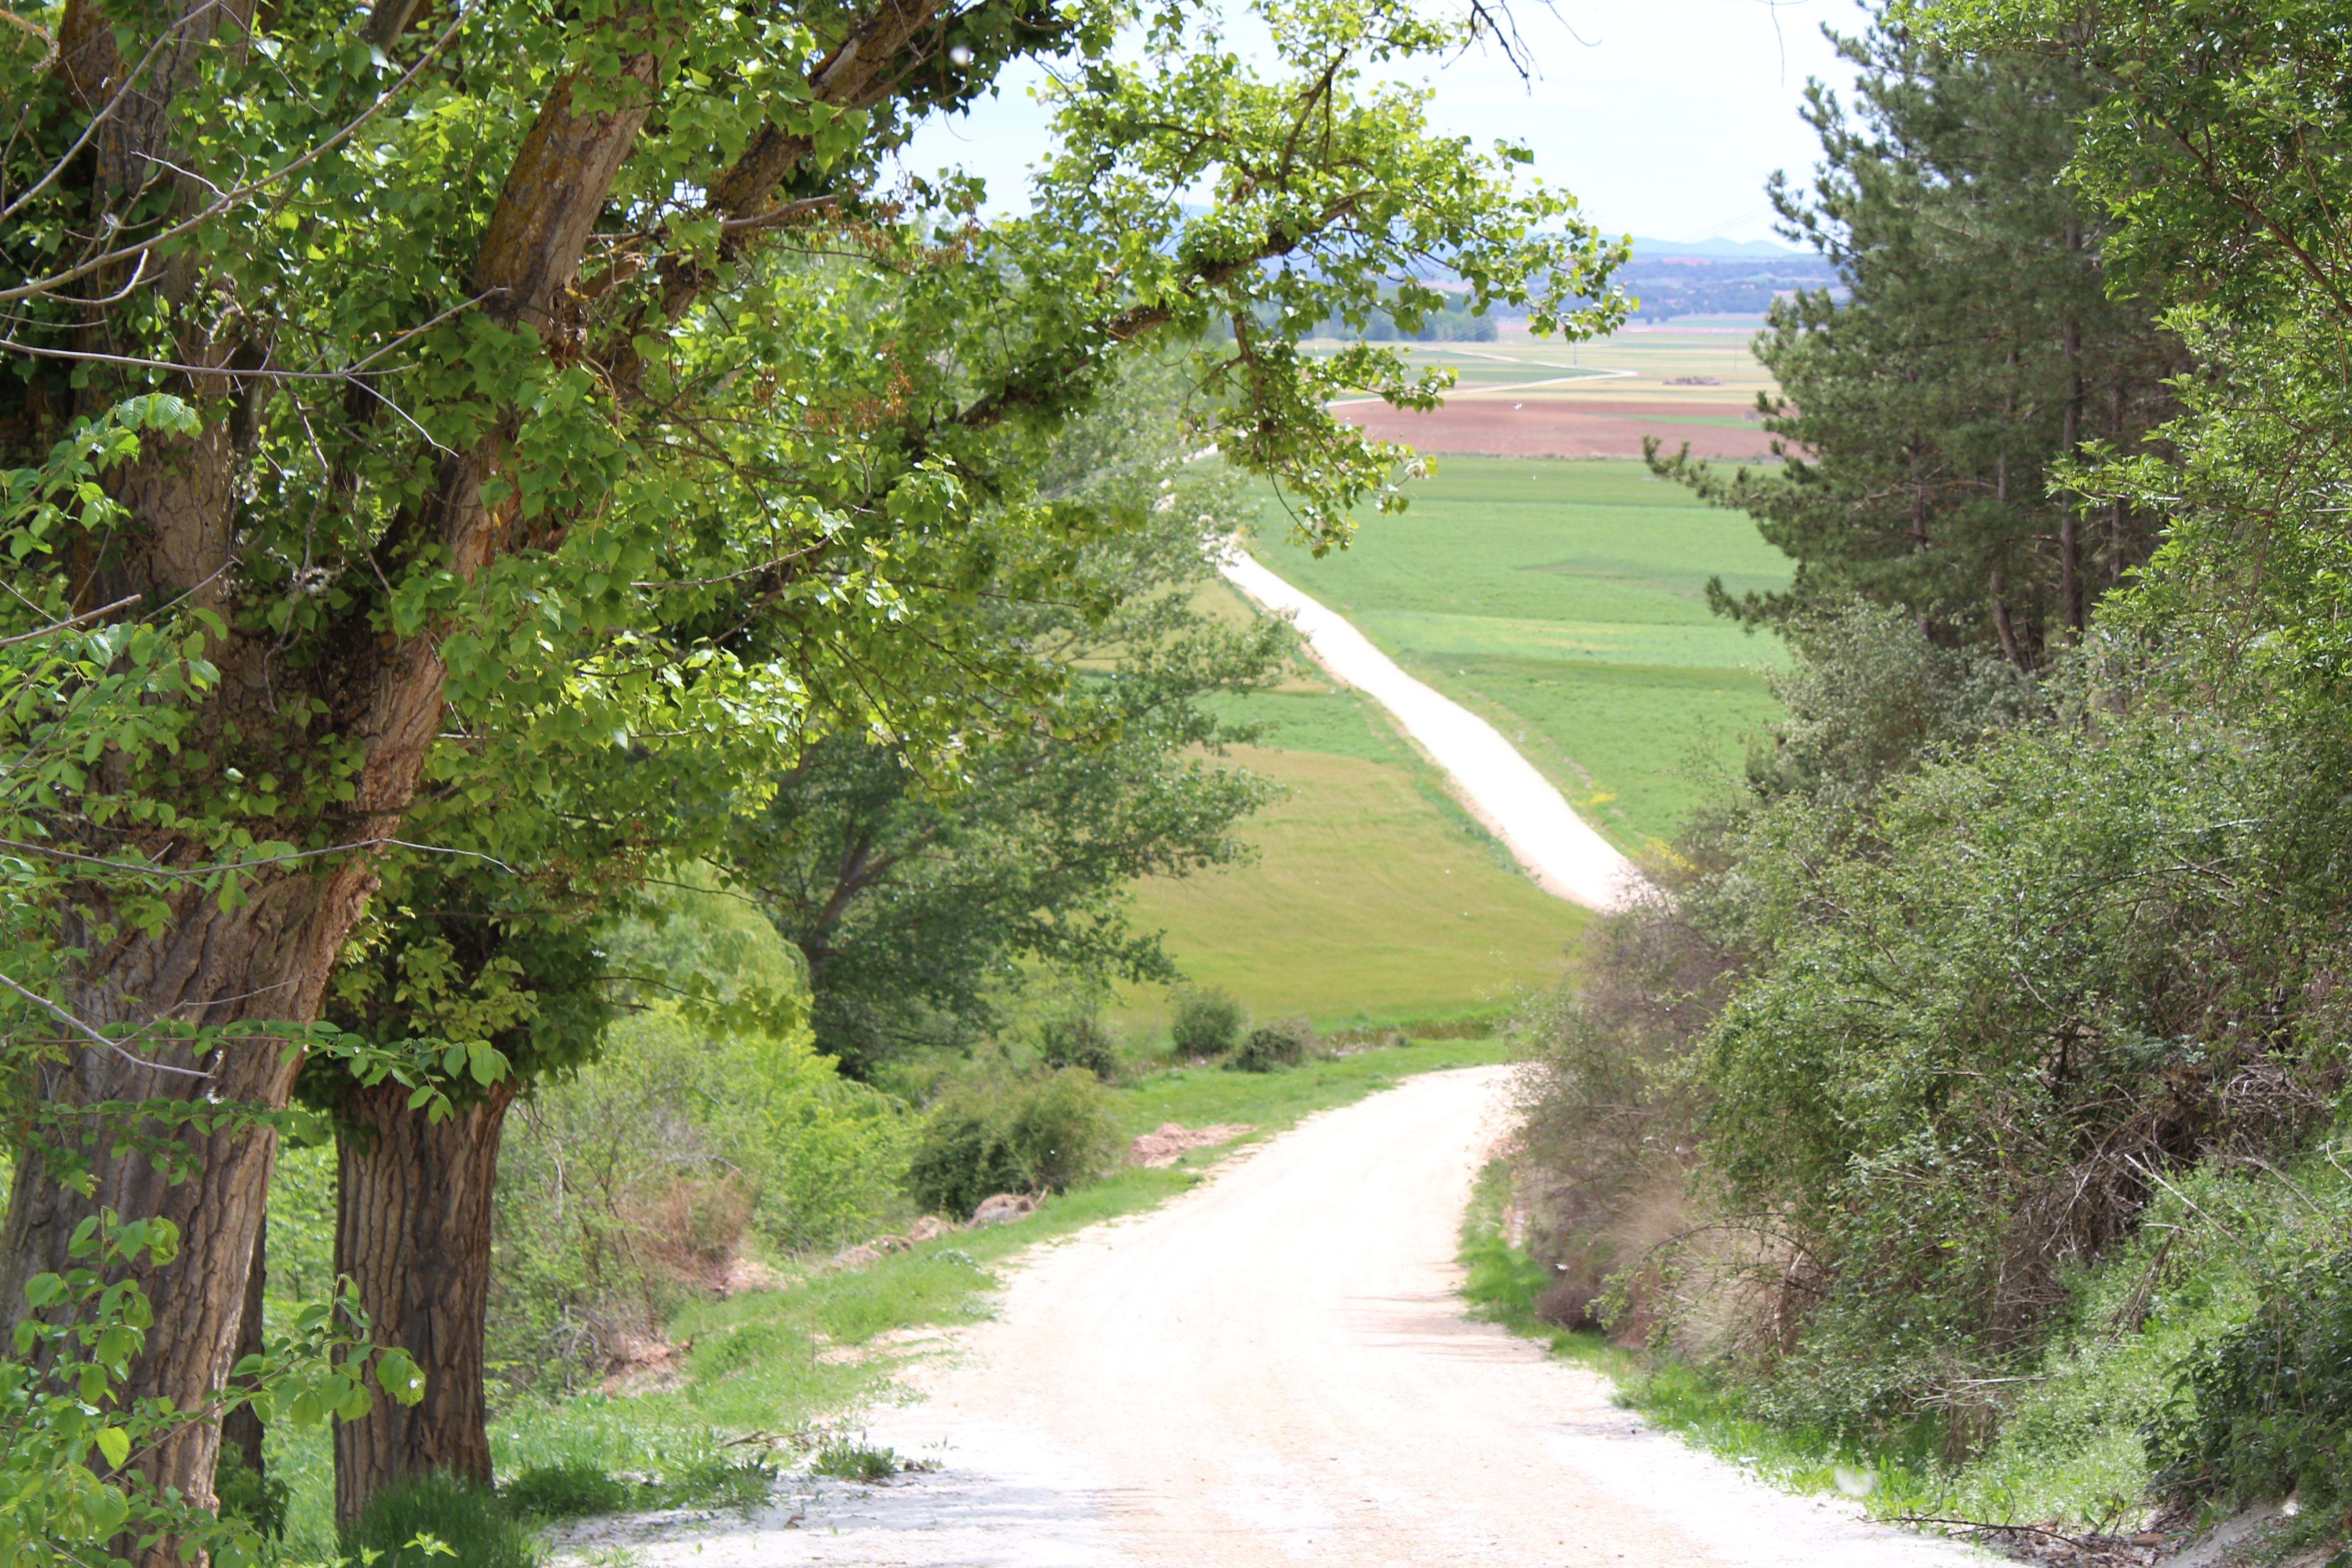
1118,743,1585,1032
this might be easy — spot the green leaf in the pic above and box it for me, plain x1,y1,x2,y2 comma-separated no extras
94,1425,130,1469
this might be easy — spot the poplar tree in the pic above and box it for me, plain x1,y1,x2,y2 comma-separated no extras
0,0,1625,1534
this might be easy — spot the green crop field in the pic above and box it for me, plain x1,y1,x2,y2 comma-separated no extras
1246,457,1792,852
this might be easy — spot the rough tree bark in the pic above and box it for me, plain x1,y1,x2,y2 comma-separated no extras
331,1078,518,1526
2058,222,2085,636
219,1226,268,1480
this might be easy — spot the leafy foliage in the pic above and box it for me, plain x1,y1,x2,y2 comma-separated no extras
0,1214,422,1567
2156,1250,2352,1516
726,359,1286,1078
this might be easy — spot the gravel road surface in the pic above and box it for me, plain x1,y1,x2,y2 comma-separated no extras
555,1067,1984,1567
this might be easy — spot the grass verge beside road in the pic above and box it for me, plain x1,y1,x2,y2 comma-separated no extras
1454,1161,1947,1519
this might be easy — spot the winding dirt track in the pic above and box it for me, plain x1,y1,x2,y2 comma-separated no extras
1218,551,1641,913
556,1068,1985,1567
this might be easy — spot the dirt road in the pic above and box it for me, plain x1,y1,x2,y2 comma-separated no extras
556,1068,1984,1567
1218,551,1641,912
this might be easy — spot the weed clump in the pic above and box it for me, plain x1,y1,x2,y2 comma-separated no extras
1226,1018,1312,1073
344,1473,541,1568
906,1068,1122,1218
500,1460,632,1520
809,1439,902,1484
1169,987,1244,1057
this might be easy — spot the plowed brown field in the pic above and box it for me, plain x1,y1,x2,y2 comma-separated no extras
1336,397,1778,459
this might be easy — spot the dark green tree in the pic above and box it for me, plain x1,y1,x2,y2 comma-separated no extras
1652,24,2177,664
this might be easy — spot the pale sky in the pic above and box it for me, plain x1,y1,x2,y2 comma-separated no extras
898,0,1871,244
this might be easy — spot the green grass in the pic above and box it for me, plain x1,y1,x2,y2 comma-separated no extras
1120,741,1586,1033
1248,457,1791,851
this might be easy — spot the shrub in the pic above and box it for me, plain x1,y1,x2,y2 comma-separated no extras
213,1448,289,1543
1039,1012,1122,1080
906,1068,1123,1217
2156,1249,2352,1514
1226,1017,1311,1073
489,1007,914,1399
344,1474,540,1568
1168,986,1244,1057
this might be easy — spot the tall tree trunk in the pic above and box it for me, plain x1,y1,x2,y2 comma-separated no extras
219,1223,269,1480
1,0,666,1542
331,1078,519,1526
2108,381,2128,587
2059,222,2085,635
0,875,371,1534
1908,440,1929,549
1990,568,2027,671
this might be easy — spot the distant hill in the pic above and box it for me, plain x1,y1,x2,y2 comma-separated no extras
1626,235,1808,260
1600,242,1840,322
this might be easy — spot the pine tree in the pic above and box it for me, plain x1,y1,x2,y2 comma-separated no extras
1652,26,2178,666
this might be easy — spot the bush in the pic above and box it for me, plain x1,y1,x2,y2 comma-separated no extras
906,1068,1123,1218
1039,1012,1121,1080
2156,1249,2352,1514
213,1448,289,1543
1168,987,1244,1057
344,1474,540,1568
1226,1017,1311,1073
489,1006,914,1399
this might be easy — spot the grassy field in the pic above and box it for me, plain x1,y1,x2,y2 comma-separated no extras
1119,735,1586,1035
1246,457,1791,853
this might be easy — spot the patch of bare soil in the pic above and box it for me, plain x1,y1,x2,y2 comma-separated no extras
1336,397,1775,458
1127,1122,1253,1167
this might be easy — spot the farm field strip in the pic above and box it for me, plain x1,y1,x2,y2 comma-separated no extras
1245,458,1790,853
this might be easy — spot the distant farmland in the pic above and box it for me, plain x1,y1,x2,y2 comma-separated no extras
1119,455,1787,1032
1247,456,1792,855
1325,328,1783,461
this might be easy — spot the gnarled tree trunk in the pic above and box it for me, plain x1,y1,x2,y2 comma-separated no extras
219,1223,268,1481
331,1078,519,1525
